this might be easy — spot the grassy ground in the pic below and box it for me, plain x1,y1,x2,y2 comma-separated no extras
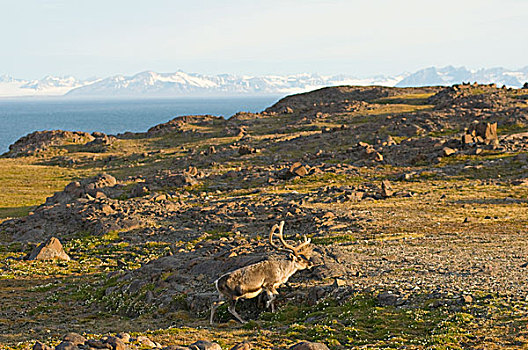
0,159,93,222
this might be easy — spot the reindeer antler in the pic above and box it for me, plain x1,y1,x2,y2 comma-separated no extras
269,220,311,257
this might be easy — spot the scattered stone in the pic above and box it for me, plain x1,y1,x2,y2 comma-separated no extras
85,339,111,349
33,341,52,350
26,237,70,261
63,333,86,346
289,162,308,177
442,147,456,156
463,122,499,145
103,336,126,350
333,278,347,287
206,146,216,155
377,291,401,306
512,179,528,186
136,336,157,348
55,341,78,350
289,341,330,350
238,145,259,155
230,342,251,350
115,333,131,343
381,180,394,197
462,295,473,304
188,340,222,350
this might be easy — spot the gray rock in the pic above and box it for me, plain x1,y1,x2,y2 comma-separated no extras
63,333,86,346
55,341,79,350
103,336,126,350
289,341,330,350
136,336,157,348
85,339,112,349
33,341,53,350
26,237,70,261
377,291,401,306
189,340,222,350
230,342,251,350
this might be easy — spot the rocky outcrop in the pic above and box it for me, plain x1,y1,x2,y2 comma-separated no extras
146,115,226,136
3,130,94,157
83,132,115,152
265,86,439,115
462,121,498,145
45,173,118,206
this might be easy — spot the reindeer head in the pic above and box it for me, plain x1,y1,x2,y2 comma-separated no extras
269,221,313,270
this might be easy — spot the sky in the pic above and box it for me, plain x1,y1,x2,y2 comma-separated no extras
1,0,527,79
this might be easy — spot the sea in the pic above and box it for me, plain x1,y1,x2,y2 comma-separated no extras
0,96,281,153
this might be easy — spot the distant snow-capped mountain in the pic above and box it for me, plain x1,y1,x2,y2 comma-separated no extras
65,71,403,98
396,66,528,87
0,75,97,97
1,67,527,98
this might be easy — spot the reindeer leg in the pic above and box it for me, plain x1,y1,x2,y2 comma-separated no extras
210,299,225,325
265,290,277,312
266,287,279,312
228,299,247,324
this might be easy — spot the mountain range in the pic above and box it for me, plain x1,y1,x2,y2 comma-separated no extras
1,66,527,98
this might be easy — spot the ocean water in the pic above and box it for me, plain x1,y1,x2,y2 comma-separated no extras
0,96,281,153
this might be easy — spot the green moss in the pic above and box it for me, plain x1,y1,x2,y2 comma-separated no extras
428,128,460,137
311,234,356,245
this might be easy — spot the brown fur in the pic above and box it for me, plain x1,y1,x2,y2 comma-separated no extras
210,222,313,324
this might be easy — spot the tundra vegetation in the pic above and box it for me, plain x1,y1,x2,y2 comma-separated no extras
0,84,528,349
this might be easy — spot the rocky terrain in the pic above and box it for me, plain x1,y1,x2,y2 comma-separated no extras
1,83,528,349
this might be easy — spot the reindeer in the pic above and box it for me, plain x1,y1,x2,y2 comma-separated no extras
210,221,313,324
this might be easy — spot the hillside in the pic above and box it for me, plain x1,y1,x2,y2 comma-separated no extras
1,83,528,349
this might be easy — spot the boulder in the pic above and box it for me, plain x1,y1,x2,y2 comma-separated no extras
206,146,217,155
466,122,498,145
289,162,308,177
238,145,258,155
189,340,222,350
115,333,131,343
55,341,78,350
45,173,117,205
26,237,70,261
289,342,330,350
103,336,126,350
381,180,394,198
33,341,52,350
230,342,251,350
85,339,110,349
136,336,156,348
442,147,456,156
377,291,404,306
63,333,86,346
